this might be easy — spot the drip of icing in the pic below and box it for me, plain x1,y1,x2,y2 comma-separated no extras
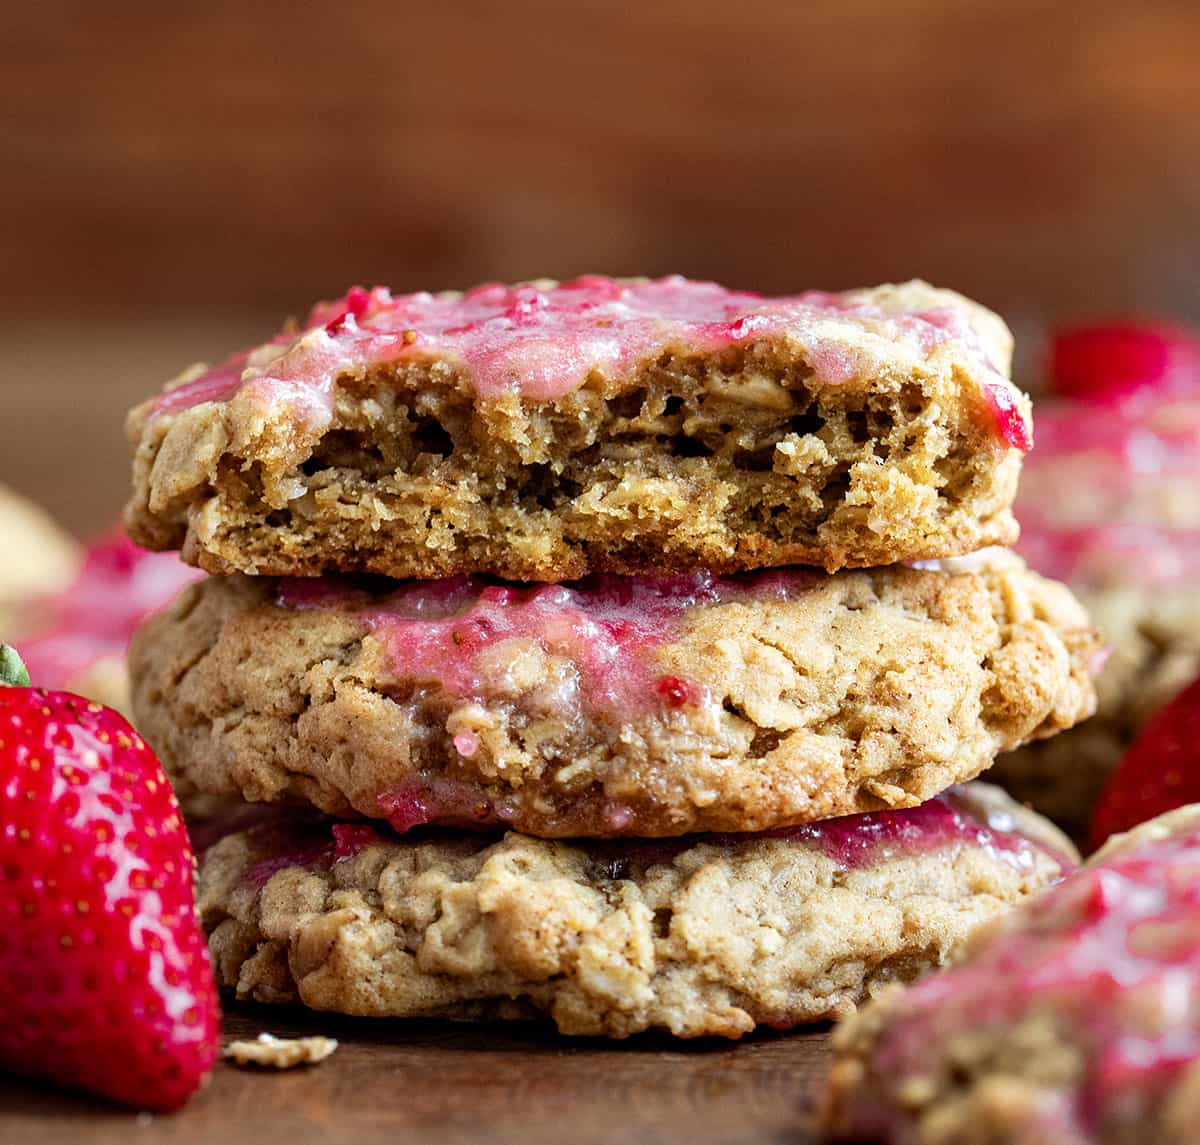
151,276,1028,449
744,788,1062,872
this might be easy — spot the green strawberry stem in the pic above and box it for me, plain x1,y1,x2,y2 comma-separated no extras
0,644,31,687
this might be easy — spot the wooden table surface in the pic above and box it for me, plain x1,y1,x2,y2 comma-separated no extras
0,1006,831,1143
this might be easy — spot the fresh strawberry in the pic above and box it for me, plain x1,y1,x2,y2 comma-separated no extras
0,644,219,1110
1049,320,1200,403
1090,674,1200,849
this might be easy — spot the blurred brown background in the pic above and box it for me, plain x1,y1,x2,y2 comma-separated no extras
3,1,1199,533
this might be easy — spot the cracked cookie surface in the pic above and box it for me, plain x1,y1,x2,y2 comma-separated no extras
197,783,1076,1039
131,551,1098,839
124,277,1028,580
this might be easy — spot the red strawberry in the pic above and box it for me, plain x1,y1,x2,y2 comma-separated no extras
1049,320,1200,403
0,644,219,1110
1090,674,1200,850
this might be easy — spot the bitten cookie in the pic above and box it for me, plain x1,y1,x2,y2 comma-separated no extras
130,551,1098,839
124,277,1030,581
197,783,1076,1040
994,379,1200,839
821,805,1200,1145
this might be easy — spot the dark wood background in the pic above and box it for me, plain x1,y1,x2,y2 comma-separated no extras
2,1,1199,531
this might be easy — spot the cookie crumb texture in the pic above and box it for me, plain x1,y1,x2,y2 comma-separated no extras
124,278,1027,580
130,554,1098,838
198,785,1074,1039
225,1033,338,1069
821,806,1200,1145
991,584,1200,840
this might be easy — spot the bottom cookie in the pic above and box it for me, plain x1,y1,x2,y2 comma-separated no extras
820,805,1200,1145
198,783,1075,1040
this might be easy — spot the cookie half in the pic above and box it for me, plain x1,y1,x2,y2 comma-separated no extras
125,277,1029,581
131,551,1099,839
198,783,1076,1039
821,804,1200,1144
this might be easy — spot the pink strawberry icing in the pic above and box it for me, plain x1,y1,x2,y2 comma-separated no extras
747,787,1069,873
151,276,1028,449
19,532,202,692
840,813,1200,1141
1016,369,1200,588
236,786,1070,880
277,569,819,719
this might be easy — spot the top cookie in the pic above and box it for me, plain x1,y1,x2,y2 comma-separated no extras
125,277,1028,580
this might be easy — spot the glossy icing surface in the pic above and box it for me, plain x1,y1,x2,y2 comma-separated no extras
236,786,1069,876
1016,373,1200,588
151,276,1028,447
278,569,818,717
858,815,1200,1138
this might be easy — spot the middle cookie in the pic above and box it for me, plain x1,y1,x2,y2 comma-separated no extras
131,551,1099,838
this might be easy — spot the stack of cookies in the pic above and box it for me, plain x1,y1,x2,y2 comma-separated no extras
124,276,1097,1038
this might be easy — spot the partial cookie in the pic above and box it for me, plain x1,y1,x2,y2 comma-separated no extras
18,532,202,714
198,783,1076,1040
997,380,1200,839
821,804,1200,1145
125,277,1029,581
991,585,1200,840
131,552,1098,839
0,484,79,640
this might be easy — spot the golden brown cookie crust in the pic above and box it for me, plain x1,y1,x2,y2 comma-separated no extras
197,784,1076,1040
991,582,1200,842
124,280,1027,580
131,551,1098,838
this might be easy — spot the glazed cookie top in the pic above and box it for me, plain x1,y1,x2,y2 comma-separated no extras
1017,323,1200,589
148,276,1028,448
211,783,1077,885
197,782,1075,1040
825,804,1200,1143
276,568,824,720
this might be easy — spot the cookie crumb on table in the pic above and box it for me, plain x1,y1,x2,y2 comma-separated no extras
224,1032,338,1069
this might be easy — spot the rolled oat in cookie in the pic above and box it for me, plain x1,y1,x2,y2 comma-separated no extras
124,276,1029,580
131,551,1098,839
198,783,1076,1040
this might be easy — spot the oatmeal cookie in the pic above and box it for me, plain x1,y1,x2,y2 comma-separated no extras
131,551,1098,838
996,381,1200,839
821,805,1200,1145
125,277,1029,580
198,784,1075,1039
0,484,78,640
